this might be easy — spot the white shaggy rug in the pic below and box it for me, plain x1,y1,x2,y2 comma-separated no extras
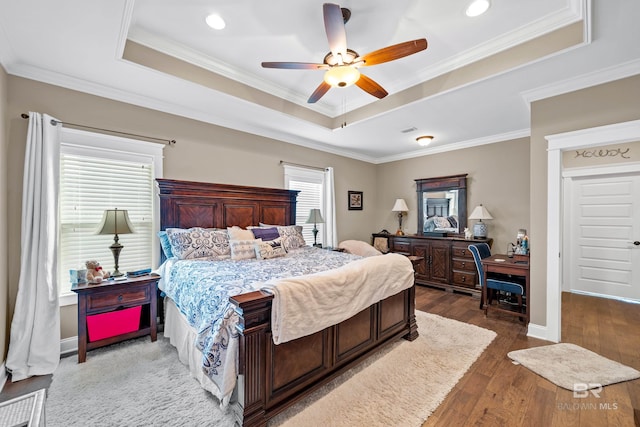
47,311,496,426
508,343,640,391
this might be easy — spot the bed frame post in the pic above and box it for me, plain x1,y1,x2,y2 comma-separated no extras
405,284,419,341
230,291,274,427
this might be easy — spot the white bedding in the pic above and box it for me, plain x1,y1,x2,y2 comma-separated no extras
262,253,414,344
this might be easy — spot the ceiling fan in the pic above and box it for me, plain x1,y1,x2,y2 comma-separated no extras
261,3,428,103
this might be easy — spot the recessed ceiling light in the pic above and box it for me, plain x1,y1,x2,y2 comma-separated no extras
416,135,434,146
465,0,490,17
206,13,226,30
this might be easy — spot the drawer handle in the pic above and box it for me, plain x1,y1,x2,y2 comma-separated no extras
461,276,466,282
118,295,123,302
461,262,465,267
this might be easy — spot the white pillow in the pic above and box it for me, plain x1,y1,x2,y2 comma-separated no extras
277,225,306,251
230,238,261,260
165,227,230,260
254,237,287,260
227,226,255,240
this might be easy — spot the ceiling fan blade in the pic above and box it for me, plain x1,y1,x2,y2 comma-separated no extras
308,81,332,103
262,62,328,70
323,3,348,58
355,74,388,99
359,39,428,66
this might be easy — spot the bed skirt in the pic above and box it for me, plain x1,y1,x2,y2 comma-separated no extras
163,298,227,404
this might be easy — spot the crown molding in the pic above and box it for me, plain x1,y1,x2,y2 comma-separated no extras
521,57,640,105
373,128,531,164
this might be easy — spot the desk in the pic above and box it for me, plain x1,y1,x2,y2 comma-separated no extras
481,254,530,323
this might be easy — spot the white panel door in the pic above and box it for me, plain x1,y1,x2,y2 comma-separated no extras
569,173,640,301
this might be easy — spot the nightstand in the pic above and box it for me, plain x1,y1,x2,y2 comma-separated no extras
71,275,159,363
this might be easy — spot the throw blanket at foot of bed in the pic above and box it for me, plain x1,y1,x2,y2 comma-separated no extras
262,253,414,344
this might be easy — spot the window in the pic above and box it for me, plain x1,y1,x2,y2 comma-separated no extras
284,165,335,247
58,128,164,305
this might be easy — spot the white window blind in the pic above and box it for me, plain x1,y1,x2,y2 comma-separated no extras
58,128,163,302
284,166,325,245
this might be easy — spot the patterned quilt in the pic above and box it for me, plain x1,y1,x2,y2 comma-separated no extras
159,246,361,404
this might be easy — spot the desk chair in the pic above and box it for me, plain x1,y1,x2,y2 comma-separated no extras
468,243,525,320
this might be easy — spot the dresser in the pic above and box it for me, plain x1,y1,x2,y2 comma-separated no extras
372,233,492,296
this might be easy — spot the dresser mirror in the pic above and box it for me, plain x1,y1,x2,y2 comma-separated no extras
415,174,467,235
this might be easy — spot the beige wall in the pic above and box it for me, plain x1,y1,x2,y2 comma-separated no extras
530,74,640,327
1,65,8,361
5,76,378,339
376,138,531,256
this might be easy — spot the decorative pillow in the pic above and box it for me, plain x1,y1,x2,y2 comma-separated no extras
251,227,280,241
157,231,175,259
255,237,287,260
447,215,458,228
230,238,261,260
227,226,255,241
277,225,306,251
165,227,230,260
435,216,452,229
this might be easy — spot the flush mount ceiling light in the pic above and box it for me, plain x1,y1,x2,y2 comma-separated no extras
416,135,434,146
465,0,490,17
206,13,226,30
323,65,361,87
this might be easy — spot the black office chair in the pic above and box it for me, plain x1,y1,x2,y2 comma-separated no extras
468,243,525,320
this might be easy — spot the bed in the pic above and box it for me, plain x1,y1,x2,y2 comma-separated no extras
156,178,418,427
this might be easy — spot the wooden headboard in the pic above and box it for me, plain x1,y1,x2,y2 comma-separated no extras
425,197,450,218
156,179,299,230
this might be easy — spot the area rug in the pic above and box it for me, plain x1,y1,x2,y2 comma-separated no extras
47,311,496,426
508,343,640,391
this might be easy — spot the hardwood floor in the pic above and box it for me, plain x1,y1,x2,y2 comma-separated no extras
416,286,640,427
1,286,638,426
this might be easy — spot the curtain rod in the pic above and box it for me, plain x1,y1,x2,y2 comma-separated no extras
20,113,176,145
279,160,326,171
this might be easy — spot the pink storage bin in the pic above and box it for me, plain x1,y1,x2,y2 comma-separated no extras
87,306,142,342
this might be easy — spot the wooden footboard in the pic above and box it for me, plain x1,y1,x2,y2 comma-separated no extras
230,285,417,427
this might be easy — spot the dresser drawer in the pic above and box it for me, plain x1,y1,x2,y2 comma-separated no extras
451,271,477,289
451,244,472,259
452,258,476,272
87,286,150,311
392,238,411,254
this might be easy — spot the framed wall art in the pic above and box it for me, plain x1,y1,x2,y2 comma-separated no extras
348,191,363,210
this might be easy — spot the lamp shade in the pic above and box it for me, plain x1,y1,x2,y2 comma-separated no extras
392,199,409,212
468,204,493,220
96,208,135,235
306,208,325,224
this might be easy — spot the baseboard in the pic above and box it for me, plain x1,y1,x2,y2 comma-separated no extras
527,322,556,342
60,336,78,357
0,362,7,393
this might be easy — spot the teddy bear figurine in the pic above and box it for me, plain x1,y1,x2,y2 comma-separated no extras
85,260,110,284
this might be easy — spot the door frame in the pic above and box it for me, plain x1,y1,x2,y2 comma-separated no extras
546,119,640,343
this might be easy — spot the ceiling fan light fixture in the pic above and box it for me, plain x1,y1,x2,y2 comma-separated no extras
205,13,226,30
416,135,434,146
323,66,360,88
465,0,490,17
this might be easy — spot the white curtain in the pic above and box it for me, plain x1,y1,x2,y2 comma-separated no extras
324,167,338,247
6,112,61,381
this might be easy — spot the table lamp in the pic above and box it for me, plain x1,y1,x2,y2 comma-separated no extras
468,204,493,239
96,208,135,276
306,208,324,247
392,199,409,235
